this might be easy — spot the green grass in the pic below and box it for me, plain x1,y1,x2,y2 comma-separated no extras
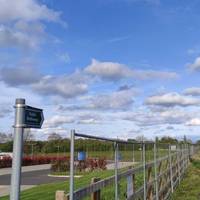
38,149,169,162
1,170,113,200
1,169,144,200
1,149,170,200
171,153,200,200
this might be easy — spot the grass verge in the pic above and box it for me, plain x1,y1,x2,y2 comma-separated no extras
171,153,200,200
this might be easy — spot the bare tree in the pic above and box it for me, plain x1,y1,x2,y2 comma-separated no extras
135,135,147,142
47,132,62,141
0,132,13,143
23,128,35,142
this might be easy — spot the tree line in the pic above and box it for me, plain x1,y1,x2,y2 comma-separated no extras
0,132,196,154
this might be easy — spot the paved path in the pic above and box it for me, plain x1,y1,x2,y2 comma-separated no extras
0,165,67,197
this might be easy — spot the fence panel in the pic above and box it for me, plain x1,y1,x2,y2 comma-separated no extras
55,130,199,200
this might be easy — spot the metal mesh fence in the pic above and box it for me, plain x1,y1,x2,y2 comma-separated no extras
64,130,199,200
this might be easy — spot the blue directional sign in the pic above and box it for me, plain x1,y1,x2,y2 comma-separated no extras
25,106,44,128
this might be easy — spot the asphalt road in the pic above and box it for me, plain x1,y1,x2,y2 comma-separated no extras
0,169,67,185
0,165,67,197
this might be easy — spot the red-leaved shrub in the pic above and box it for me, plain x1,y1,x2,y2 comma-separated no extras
0,156,69,169
76,158,107,172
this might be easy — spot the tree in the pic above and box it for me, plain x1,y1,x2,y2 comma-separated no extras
23,128,35,142
135,135,147,142
47,133,62,141
159,136,178,144
0,132,13,143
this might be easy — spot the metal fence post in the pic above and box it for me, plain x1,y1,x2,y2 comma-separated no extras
168,145,174,193
143,143,146,200
10,99,26,200
154,143,159,200
181,144,184,174
70,130,75,200
114,142,119,200
133,144,135,163
177,144,181,184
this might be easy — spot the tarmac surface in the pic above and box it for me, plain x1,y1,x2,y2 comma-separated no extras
0,164,67,197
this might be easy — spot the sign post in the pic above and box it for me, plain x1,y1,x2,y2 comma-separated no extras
10,99,44,200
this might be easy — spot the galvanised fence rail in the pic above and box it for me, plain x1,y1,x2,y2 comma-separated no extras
56,130,199,200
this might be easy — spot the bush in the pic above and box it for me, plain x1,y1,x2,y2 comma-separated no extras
77,158,107,172
0,156,12,168
0,156,70,168
51,157,70,172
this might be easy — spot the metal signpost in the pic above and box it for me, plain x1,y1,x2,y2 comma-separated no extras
10,99,44,200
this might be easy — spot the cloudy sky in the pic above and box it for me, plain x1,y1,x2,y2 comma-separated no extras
1,0,200,141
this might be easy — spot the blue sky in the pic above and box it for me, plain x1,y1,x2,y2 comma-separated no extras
1,0,200,141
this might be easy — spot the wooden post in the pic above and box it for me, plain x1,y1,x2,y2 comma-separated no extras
147,166,153,200
158,161,164,200
56,191,68,200
91,177,101,200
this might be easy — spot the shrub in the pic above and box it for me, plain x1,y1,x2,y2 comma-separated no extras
51,157,70,172
0,156,12,168
76,158,107,172
0,155,70,168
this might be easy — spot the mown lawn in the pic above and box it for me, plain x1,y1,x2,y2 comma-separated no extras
171,152,200,200
1,168,144,200
0,149,170,200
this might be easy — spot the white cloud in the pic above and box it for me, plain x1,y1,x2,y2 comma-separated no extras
184,87,200,96
0,25,42,49
15,20,45,35
0,81,42,106
187,56,200,71
44,115,75,128
32,71,89,99
0,107,12,118
84,59,178,81
77,114,102,124
186,118,200,126
0,0,65,50
77,119,101,124
132,69,177,80
89,88,135,110
0,0,61,22
123,109,191,126
0,66,42,86
145,93,200,107
55,86,137,111
85,59,132,81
